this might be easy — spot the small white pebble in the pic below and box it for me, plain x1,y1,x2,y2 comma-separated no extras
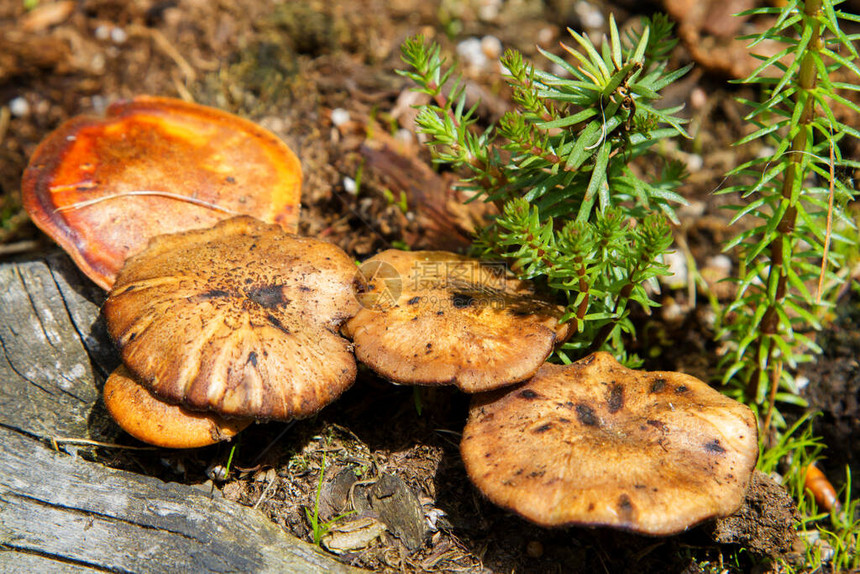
661,250,688,290
89,95,108,115
706,254,732,275
9,96,29,118
679,200,706,219
393,128,414,147
537,26,556,47
343,176,357,195
686,153,704,173
90,52,105,73
110,26,127,44
795,375,810,390
690,87,707,110
94,24,110,41
698,306,717,330
457,37,487,71
575,1,604,30
330,107,350,127
478,0,502,22
661,297,686,324
757,145,776,159
481,35,502,61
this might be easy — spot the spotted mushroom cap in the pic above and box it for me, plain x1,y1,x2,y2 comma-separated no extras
103,216,360,421
104,365,252,449
460,352,759,535
343,250,570,393
22,96,302,290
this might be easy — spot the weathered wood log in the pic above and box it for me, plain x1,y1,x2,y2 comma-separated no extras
0,251,360,573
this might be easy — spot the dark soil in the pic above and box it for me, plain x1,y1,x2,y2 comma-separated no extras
1,1,858,572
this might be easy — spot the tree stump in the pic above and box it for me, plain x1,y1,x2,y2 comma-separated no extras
0,251,359,573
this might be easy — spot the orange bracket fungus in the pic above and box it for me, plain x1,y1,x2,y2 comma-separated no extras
102,216,360,428
104,366,252,449
344,250,570,393
460,352,759,535
23,96,302,290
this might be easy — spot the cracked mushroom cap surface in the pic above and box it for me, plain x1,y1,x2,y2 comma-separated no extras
460,352,758,535
23,95,302,290
103,216,359,421
343,250,570,393
104,365,252,449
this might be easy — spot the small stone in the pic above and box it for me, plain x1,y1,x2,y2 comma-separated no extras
575,1,604,29
706,254,732,275
686,153,704,173
700,254,735,299
343,177,357,195
478,0,502,21
393,128,414,147
110,26,127,44
9,97,30,118
330,108,350,127
457,37,487,72
757,145,776,159
690,87,708,110
481,35,502,61
537,26,556,47
526,540,544,558
679,200,706,220
660,250,688,290
94,24,110,41
661,296,686,324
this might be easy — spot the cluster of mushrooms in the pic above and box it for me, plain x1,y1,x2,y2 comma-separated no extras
23,96,758,537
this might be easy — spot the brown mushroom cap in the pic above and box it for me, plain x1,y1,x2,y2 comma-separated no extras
343,250,570,393
460,352,759,535
23,96,302,290
104,365,252,449
103,216,359,421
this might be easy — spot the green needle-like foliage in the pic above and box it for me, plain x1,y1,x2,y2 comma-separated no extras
399,14,690,362
717,0,860,431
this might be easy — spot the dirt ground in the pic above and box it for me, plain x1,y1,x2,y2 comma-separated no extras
1,1,858,572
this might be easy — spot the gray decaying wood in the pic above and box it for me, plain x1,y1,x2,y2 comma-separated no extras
0,252,360,573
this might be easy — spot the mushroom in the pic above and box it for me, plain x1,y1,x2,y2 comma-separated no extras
343,250,570,393
22,96,302,290
102,216,360,422
460,352,759,535
104,366,252,449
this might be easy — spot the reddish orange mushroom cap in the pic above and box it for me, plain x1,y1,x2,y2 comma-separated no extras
23,96,302,290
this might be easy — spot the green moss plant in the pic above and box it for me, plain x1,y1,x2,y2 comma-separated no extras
717,1,859,569
717,0,860,432
399,15,690,363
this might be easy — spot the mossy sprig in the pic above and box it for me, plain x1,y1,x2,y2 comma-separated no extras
717,0,860,431
400,14,690,362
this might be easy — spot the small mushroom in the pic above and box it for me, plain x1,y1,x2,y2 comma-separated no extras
343,250,570,393
23,96,302,290
460,352,758,535
103,216,360,421
104,366,252,449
